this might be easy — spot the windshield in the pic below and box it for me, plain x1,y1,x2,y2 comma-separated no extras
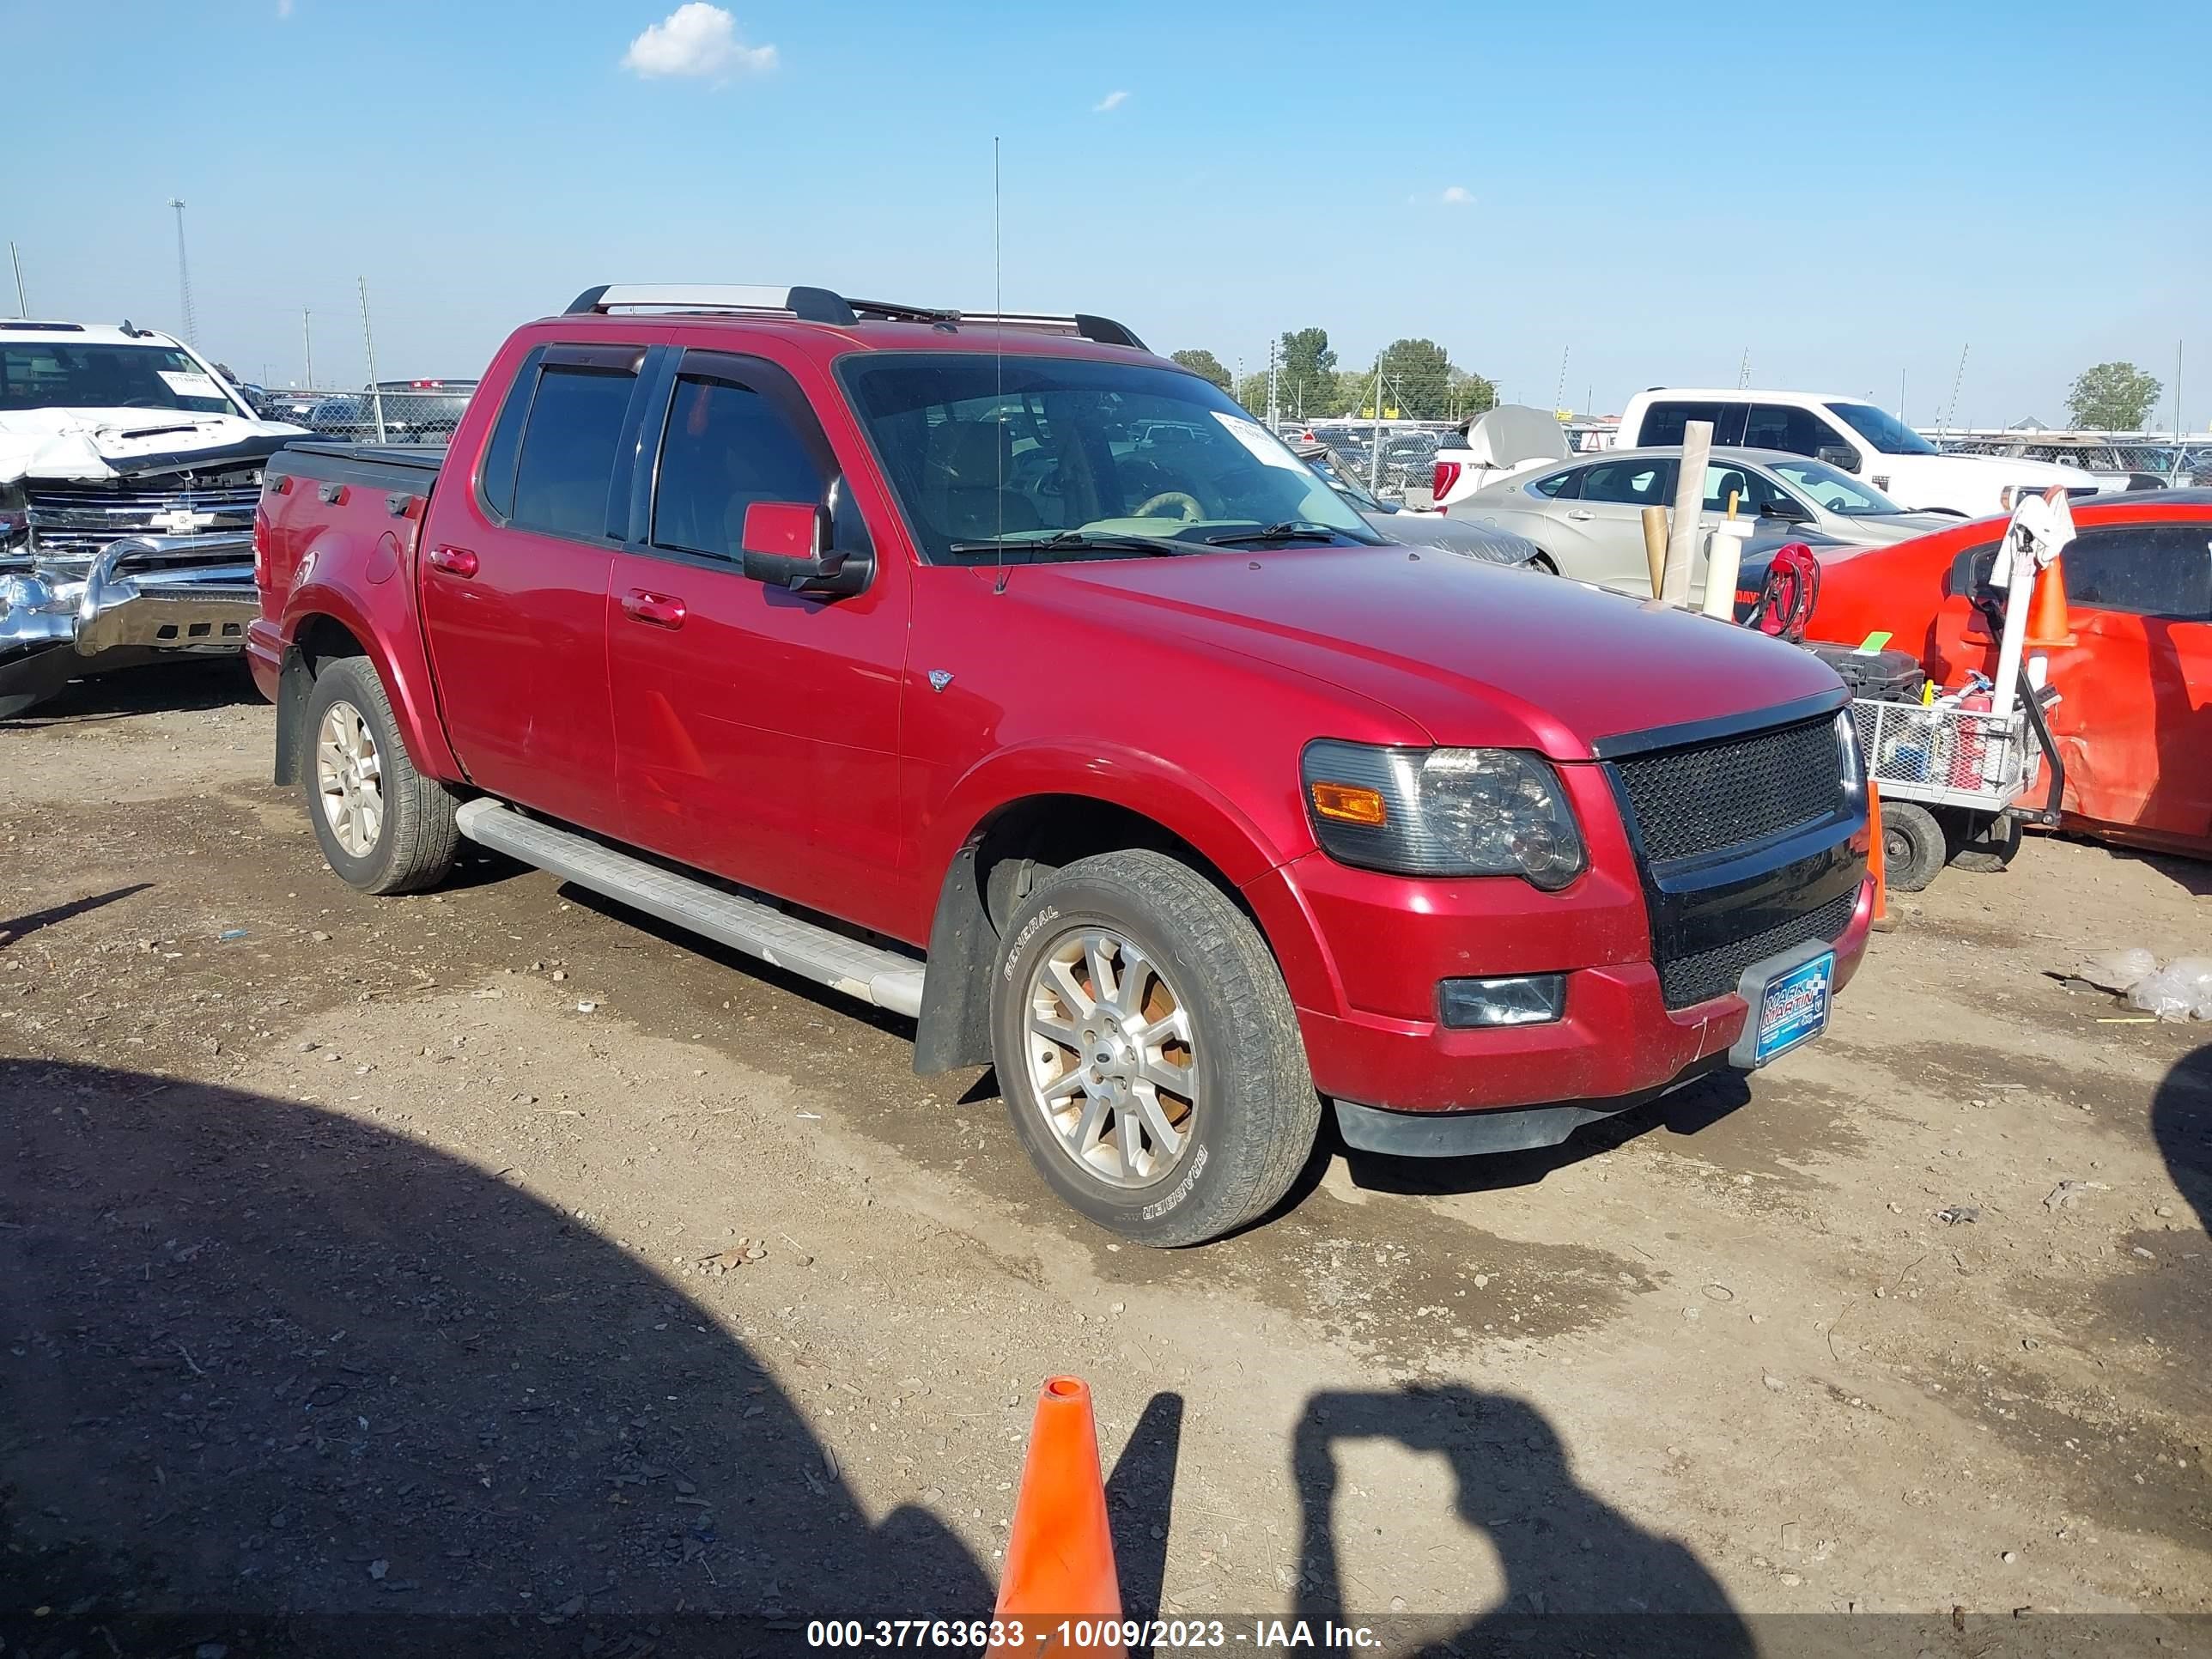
1766,457,1909,514
0,342,240,415
1825,401,1936,456
836,353,1380,563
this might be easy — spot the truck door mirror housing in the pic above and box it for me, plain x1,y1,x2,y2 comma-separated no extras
1816,445,1861,474
739,501,874,598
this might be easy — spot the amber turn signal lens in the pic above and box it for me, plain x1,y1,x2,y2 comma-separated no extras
1310,781,1388,826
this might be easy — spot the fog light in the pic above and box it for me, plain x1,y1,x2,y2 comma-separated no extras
1438,974,1566,1029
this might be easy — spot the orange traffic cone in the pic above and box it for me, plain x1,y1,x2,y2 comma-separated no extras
1867,781,1891,931
990,1377,1122,1650
2026,553,2075,646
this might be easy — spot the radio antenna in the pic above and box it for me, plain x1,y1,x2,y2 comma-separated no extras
993,135,1008,594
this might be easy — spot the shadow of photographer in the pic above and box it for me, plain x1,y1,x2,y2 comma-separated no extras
1291,1384,1752,1657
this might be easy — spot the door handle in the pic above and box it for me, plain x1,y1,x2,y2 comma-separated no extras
620,588,687,629
427,545,478,578
1565,509,1595,521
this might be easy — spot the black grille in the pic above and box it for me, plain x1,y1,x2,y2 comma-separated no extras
1613,715,1844,863
1659,889,1856,1009
26,469,263,561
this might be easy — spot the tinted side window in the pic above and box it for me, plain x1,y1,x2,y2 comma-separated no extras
509,365,638,541
653,374,828,559
477,347,545,520
1528,468,1579,499
2063,525,2212,619
1579,459,1672,505
1639,400,1746,445
1745,403,1846,460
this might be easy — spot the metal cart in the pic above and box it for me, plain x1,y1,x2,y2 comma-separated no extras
1850,671,2065,891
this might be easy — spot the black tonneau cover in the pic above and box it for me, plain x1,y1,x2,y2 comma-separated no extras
267,442,446,499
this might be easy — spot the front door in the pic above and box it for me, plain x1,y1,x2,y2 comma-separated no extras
416,338,657,836
1565,455,1677,595
607,348,915,937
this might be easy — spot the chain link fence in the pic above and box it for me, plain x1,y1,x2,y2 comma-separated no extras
250,381,479,445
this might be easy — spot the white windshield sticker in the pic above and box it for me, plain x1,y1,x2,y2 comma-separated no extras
1212,410,1306,471
158,370,222,399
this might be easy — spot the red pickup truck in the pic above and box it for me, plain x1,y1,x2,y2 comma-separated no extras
249,283,1873,1245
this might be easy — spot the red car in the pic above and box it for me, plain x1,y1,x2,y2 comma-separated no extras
248,283,1871,1244
1806,490,2212,862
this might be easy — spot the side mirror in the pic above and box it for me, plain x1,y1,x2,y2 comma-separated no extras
1760,495,1812,523
1815,445,1860,473
739,500,873,598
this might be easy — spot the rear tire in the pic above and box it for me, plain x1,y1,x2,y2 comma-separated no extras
990,848,1319,1247
301,655,460,896
1881,799,1948,893
1944,810,2022,873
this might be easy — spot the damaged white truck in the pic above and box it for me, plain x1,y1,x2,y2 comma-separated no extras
1,319,308,717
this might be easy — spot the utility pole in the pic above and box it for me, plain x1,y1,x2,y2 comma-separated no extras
1553,345,1570,415
1266,337,1279,428
167,199,198,344
1942,343,1969,438
358,276,386,442
1737,346,1750,389
7,241,24,316
302,307,315,389
1370,354,1386,497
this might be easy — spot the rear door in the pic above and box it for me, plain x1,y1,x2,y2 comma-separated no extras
2051,521,2212,845
606,346,914,936
1555,456,1675,593
417,337,658,834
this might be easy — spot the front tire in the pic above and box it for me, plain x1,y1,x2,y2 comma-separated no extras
301,654,460,895
990,849,1319,1246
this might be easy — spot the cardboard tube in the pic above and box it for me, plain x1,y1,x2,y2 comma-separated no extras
1640,506,1668,597
1661,420,1712,605
1702,520,1751,620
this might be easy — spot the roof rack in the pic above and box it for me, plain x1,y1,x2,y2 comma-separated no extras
562,284,1146,349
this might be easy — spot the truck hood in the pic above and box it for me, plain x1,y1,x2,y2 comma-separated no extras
1032,546,1844,760
0,408,309,485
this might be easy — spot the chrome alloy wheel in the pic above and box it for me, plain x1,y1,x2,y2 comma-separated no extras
314,699,385,859
1021,927,1199,1188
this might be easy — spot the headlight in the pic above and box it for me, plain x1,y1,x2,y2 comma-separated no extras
1301,740,1585,888
0,480,27,552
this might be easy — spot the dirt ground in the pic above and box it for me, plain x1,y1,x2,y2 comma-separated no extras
3,659,2207,1656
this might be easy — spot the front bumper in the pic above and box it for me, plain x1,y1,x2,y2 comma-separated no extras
1,534,258,704
1248,842,1873,1125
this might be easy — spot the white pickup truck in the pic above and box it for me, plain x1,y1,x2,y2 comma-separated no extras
1609,389,2097,517
1,319,307,715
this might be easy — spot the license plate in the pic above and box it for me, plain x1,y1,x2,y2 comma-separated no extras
1745,950,1833,1067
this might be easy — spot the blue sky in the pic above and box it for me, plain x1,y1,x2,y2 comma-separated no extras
6,0,2208,426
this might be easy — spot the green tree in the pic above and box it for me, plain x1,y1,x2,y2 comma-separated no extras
1376,337,1453,419
1234,369,1270,411
2065,361,2162,429
1169,348,1231,392
1447,367,1498,422
1277,327,1337,420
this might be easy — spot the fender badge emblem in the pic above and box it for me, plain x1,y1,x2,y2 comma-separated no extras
927,670,954,693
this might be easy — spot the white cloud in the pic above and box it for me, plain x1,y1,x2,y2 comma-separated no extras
1440,185,1474,206
623,4,777,81
1093,89,1129,112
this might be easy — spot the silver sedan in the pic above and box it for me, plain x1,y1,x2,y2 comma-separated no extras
1448,445,1957,599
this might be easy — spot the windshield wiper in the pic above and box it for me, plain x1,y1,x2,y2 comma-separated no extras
1202,522,1345,546
945,529,1199,557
